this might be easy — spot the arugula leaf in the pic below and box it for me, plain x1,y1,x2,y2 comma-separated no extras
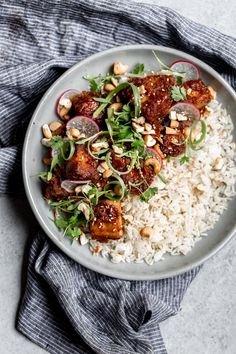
171,86,187,101
55,216,69,230
180,155,189,164
93,97,111,104
37,171,52,181
140,187,158,202
54,212,84,240
87,186,114,205
132,63,145,75
67,226,81,239
83,76,99,92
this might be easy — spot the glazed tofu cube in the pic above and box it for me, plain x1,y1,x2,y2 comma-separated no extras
90,200,123,241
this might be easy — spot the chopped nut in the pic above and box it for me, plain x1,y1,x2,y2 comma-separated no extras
41,138,51,147
59,106,70,119
91,141,109,152
144,158,161,174
196,184,205,192
176,113,187,121
144,135,156,147
78,202,91,221
140,226,153,239
194,184,206,195
141,129,156,135
212,157,224,171
132,122,145,133
132,116,145,125
79,232,89,245
183,127,191,138
59,98,72,110
49,121,62,132
203,105,214,117
165,127,178,135
42,156,51,166
144,122,152,131
75,186,82,194
111,77,119,87
208,86,216,100
97,164,106,173
109,102,123,111
113,145,123,154
138,85,146,94
170,120,179,129
104,83,115,92
103,169,113,179
113,62,129,75
69,128,80,139
100,161,109,170
42,124,52,139
170,111,177,120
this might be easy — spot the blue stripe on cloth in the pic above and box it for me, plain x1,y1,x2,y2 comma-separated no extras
0,0,235,353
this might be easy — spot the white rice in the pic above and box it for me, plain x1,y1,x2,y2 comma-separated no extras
88,100,236,264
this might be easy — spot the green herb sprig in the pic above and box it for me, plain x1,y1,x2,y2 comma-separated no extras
171,86,187,101
140,187,158,202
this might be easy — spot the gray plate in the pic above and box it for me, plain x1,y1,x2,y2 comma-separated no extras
22,45,236,280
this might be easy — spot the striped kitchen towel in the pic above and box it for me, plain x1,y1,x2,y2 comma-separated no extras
0,0,235,353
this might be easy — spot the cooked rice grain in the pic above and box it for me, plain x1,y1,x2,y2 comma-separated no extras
89,100,236,264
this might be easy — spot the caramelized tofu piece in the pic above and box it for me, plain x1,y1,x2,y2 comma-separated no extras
65,145,99,182
183,79,212,109
90,200,123,241
71,91,105,126
43,170,69,201
160,133,186,157
121,75,175,125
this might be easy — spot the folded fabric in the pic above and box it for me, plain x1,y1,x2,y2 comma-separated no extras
0,0,235,353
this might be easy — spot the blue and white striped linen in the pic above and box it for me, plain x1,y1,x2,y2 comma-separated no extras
0,0,235,353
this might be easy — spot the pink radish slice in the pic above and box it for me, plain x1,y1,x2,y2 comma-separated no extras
61,180,91,193
170,102,200,121
66,116,99,138
56,89,79,117
170,60,199,81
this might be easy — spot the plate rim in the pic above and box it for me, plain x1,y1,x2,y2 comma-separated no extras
22,44,236,280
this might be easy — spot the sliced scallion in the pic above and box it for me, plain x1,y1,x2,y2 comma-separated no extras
189,120,207,151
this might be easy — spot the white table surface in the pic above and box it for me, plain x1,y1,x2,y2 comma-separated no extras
0,1,235,353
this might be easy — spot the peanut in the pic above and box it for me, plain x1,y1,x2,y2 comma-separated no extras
144,158,161,174
42,124,52,139
140,226,153,239
109,102,123,111
70,128,80,138
103,169,113,179
49,121,62,132
41,138,51,147
144,135,156,147
104,83,115,92
113,62,129,75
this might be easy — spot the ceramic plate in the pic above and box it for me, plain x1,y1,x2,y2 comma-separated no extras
22,45,236,280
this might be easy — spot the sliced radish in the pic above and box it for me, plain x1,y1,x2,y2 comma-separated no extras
61,180,91,193
66,116,99,138
170,102,200,121
170,60,199,81
56,89,79,118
